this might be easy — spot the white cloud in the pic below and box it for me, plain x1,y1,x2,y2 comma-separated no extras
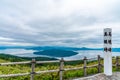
0,0,120,47
0,41,36,46
0,37,14,41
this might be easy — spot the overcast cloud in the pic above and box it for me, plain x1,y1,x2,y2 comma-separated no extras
0,0,120,48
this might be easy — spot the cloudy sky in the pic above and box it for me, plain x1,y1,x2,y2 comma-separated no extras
0,0,120,48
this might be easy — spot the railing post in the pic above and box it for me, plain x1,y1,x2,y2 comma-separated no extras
98,55,101,73
30,58,36,80
116,56,119,70
83,56,87,76
59,58,64,80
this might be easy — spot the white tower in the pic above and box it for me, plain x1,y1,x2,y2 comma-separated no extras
104,28,112,76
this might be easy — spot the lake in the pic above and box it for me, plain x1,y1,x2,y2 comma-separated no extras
0,49,120,60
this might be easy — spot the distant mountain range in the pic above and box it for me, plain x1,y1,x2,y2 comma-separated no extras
26,46,102,51
0,46,120,52
0,46,101,50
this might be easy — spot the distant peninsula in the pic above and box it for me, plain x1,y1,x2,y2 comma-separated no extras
34,49,78,57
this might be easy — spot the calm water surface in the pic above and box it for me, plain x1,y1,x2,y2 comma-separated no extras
0,49,120,60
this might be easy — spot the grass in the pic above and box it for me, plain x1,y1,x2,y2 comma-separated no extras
0,54,119,80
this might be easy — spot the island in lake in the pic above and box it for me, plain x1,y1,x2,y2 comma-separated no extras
34,49,78,57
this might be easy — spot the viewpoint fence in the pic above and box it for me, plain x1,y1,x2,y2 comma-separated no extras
0,55,119,80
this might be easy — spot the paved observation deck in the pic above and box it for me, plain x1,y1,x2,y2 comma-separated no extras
72,72,120,80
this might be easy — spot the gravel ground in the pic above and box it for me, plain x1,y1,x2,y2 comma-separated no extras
72,72,120,80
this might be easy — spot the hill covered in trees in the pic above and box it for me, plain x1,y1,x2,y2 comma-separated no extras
34,49,78,57
0,54,57,62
